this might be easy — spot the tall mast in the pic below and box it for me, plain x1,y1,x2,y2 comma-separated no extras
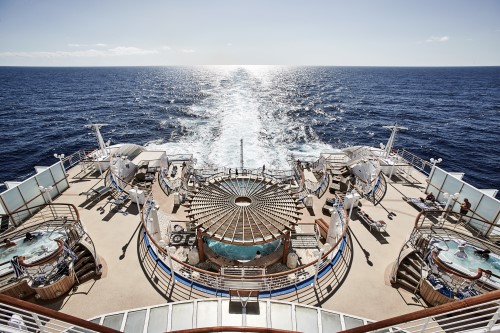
86,124,108,156
240,138,244,171
382,124,408,157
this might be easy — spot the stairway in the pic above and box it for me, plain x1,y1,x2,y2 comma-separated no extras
395,251,424,293
73,243,99,283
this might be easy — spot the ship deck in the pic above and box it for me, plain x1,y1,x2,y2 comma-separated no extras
37,163,474,322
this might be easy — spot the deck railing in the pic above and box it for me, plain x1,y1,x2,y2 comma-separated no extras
340,290,500,333
0,294,120,333
139,194,352,295
396,148,433,175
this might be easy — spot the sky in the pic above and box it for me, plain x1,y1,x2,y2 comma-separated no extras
0,0,499,66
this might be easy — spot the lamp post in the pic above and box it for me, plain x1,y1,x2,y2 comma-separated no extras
313,244,330,288
441,192,459,222
134,185,141,215
166,246,176,284
347,189,357,225
39,185,53,204
430,157,442,175
39,185,54,216
54,153,65,172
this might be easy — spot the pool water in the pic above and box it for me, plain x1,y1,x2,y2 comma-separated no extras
436,239,500,284
205,237,281,261
0,230,67,264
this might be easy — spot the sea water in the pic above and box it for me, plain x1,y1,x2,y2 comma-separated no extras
1,66,499,196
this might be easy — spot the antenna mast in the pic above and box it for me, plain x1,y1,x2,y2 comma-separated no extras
382,124,408,158
240,138,244,171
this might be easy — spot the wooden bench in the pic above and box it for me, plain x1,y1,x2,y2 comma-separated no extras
315,218,329,239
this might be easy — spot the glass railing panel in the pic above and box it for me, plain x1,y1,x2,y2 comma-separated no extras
321,311,342,332
102,313,124,331
123,309,146,333
344,315,364,329
221,300,243,326
171,303,193,331
270,302,292,330
296,305,318,333
245,301,267,328
147,305,169,333
196,300,218,328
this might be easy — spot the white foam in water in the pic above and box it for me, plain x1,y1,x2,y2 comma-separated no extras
146,66,335,170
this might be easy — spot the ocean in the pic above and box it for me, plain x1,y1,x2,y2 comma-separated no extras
0,66,499,195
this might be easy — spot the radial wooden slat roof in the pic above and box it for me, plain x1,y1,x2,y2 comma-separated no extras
188,176,299,245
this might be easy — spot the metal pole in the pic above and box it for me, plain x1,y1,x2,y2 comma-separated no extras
134,186,141,215
347,190,357,224
240,138,244,171
167,246,176,285
313,248,324,287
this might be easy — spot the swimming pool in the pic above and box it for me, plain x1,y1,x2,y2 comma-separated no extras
0,230,67,276
205,237,281,261
434,238,500,286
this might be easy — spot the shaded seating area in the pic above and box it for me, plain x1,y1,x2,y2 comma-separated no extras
356,209,387,233
82,185,111,202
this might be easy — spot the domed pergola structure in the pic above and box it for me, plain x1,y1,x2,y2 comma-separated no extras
187,176,299,246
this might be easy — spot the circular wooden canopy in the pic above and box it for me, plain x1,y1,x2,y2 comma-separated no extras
187,176,299,245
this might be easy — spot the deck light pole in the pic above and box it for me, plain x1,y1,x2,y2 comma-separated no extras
441,192,459,222
134,185,141,215
313,243,330,288
39,185,54,216
167,246,176,285
430,157,442,175
347,189,357,225
54,153,65,172
39,186,53,204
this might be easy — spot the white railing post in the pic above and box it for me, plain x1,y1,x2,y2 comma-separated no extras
487,306,500,330
419,317,431,333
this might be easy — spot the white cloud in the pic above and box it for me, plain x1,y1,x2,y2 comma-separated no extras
227,42,232,47
161,45,172,50
68,43,107,47
426,36,449,42
0,46,158,58
181,49,195,53
107,46,158,56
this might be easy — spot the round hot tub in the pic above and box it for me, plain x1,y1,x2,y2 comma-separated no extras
433,238,500,287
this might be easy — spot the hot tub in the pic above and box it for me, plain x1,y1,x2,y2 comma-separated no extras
433,238,500,288
0,230,67,276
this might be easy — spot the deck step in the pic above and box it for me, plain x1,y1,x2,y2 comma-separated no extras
291,235,318,248
74,256,92,271
395,277,419,293
398,267,420,286
401,263,421,282
76,262,95,277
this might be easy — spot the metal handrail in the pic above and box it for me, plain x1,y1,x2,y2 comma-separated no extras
140,192,350,292
0,294,120,333
340,290,500,333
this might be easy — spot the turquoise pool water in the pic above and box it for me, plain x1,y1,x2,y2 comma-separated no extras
205,238,281,260
437,239,500,284
0,230,67,273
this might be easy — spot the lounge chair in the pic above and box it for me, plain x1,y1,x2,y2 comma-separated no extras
357,210,387,233
406,197,439,212
84,185,111,201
